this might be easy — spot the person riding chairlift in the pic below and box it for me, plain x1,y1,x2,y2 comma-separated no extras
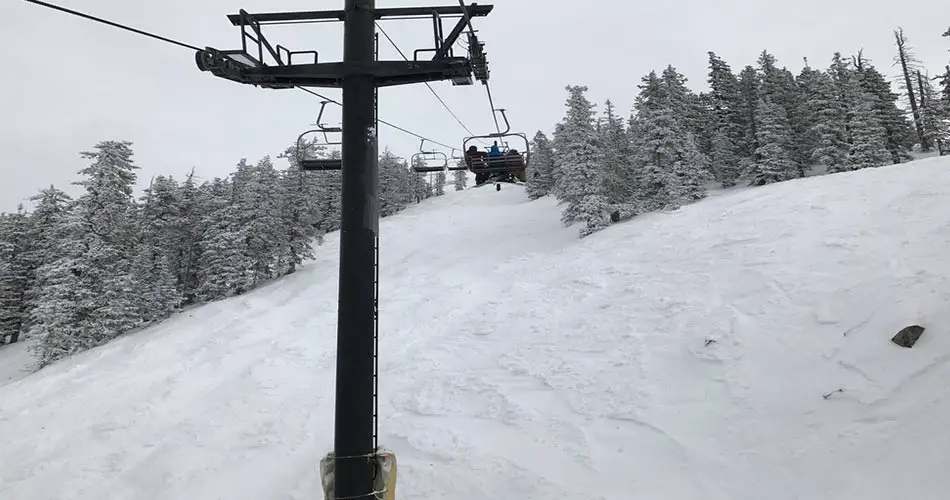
465,145,489,184
488,141,502,156
487,141,505,168
466,142,525,185
505,149,527,182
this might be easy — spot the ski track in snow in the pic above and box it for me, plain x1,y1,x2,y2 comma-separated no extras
2,161,950,499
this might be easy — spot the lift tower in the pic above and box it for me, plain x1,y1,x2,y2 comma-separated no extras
195,1,492,498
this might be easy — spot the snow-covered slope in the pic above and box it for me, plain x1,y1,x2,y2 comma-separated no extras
0,341,34,386
2,158,950,500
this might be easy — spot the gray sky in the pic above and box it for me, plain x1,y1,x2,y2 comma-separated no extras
2,0,949,211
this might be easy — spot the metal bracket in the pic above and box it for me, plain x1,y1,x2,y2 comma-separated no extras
197,4,492,89
493,108,511,135
431,6,470,60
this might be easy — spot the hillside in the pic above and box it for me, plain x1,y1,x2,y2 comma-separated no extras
1,158,950,500
0,341,32,385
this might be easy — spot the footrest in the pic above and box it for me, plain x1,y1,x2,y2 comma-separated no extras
301,159,343,171
473,165,523,174
451,75,474,86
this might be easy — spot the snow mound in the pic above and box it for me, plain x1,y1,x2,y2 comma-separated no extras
2,158,950,500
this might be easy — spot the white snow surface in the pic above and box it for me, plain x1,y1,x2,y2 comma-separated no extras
0,341,34,386
2,159,950,499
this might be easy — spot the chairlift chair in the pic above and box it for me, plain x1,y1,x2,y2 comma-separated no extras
410,139,449,173
447,149,469,171
461,109,530,186
296,100,343,171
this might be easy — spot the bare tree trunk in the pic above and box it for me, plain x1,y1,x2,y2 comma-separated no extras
943,64,950,156
895,28,930,151
915,69,941,154
852,49,864,71
917,69,929,150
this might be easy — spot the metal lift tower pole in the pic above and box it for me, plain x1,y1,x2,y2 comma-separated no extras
194,4,494,496
335,0,378,498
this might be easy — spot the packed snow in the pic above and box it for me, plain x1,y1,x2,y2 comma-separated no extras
2,158,950,500
0,341,33,386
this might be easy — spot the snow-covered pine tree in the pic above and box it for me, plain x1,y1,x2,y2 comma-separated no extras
388,158,409,203
846,104,893,169
661,65,707,141
453,162,468,191
631,102,709,210
940,28,950,109
412,168,432,201
196,177,249,301
276,163,321,275
28,207,91,367
175,169,208,304
22,186,71,335
393,158,417,204
30,140,142,365
828,52,853,102
546,123,567,195
597,100,637,218
280,139,331,233
937,64,950,114
853,52,916,163
633,71,711,205
312,150,343,232
258,157,287,276
0,207,33,344
130,176,183,323
808,68,851,173
392,156,415,209
552,85,611,237
748,98,798,185
756,51,802,177
916,70,950,154
379,148,411,216
434,170,446,196
74,141,140,254
525,131,555,199
137,175,183,265
793,62,820,143
694,91,715,174
129,242,180,324
736,65,761,160
706,52,744,187
234,157,284,285
845,80,894,170
707,128,740,186
756,51,798,115
73,140,142,335
408,155,436,199
422,171,434,199
789,61,822,174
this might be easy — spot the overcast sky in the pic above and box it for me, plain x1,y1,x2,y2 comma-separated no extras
2,0,949,211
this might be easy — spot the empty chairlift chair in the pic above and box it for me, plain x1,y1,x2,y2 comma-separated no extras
296,101,343,171
410,139,449,173
447,149,469,171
